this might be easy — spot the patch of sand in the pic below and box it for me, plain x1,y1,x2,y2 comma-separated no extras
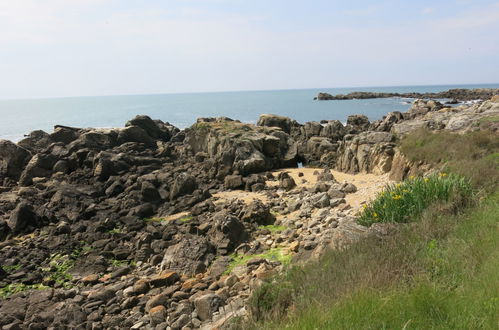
212,190,269,205
271,168,391,210
193,168,390,215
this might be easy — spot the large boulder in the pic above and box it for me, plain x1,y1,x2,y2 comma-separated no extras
170,173,197,200
117,126,156,147
320,120,346,140
194,294,223,321
160,236,215,276
0,140,32,182
19,153,58,186
7,202,39,233
346,115,370,133
257,114,297,134
336,131,395,174
17,130,53,153
125,115,178,141
210,212,248,255
240,200,275,225
184,118,298,175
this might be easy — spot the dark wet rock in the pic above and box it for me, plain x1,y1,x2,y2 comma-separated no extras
7,202,39,233
170,173,197,200
0,140,32,182
278,172,296,191
117,126,156,147
241,200,275,225
210,212,248,255
224,175,244,190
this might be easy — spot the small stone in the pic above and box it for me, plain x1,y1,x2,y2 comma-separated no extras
146,293,170,312
81,274,99,285
149,305,167,325
289,241,300,252
132,279,150,295
149,271,179,288
223,275,238,288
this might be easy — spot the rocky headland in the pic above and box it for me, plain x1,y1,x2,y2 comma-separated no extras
314,87,499,102
0,94,498,329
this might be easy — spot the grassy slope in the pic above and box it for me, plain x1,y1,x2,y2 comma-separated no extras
242,129,499,330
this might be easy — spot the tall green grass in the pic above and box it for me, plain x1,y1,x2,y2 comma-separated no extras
358,173,473,226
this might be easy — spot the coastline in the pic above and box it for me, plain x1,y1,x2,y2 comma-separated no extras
0,92,498,329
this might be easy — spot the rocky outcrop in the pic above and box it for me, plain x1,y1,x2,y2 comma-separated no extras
336,132,396,174
315,88,499,101
0,140,32,183
184,118,298,175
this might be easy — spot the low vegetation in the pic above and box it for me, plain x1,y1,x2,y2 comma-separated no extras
226,248,292,275
400,128,499,192
358,173,472,226
241,128,499,329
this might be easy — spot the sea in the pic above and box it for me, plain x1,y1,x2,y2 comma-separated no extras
1,83,498,142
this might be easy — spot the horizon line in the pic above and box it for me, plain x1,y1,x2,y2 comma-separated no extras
1,82,499,102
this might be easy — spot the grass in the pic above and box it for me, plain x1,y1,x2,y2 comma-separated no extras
225,248,292,275
239,128,499,329
44,253,74,287
241,193,499,329
110,259,137,268
2,264,21,273
0,283,49,298
258,225,287,233
400,129,499,193
358,173,473,226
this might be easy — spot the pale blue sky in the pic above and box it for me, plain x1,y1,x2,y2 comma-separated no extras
1,0,498,99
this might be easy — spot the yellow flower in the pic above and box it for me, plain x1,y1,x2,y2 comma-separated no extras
373,212,378,217
439,172,448,177
392,195,402,200
396,183,402,188
409,175,415,180
424,178,429,182
402,189,409,193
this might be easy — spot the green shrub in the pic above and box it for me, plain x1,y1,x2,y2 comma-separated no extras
358,173,473,226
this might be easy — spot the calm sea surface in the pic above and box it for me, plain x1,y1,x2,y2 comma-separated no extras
1,84,498,142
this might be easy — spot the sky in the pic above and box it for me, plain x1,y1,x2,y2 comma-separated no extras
0,0,498,99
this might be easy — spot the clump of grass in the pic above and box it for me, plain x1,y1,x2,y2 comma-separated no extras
2,264,21,273
0,283,49,298
225,248,292,275
358,173,473,226
41,253,74,287
108,227,123,234
258,225,286,233
109,258,137,268
143,217,166,223
179,216,193,223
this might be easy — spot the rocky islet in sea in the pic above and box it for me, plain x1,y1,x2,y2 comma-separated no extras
0,93,498,329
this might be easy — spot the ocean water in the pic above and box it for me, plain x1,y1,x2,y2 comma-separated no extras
1,83,498,142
